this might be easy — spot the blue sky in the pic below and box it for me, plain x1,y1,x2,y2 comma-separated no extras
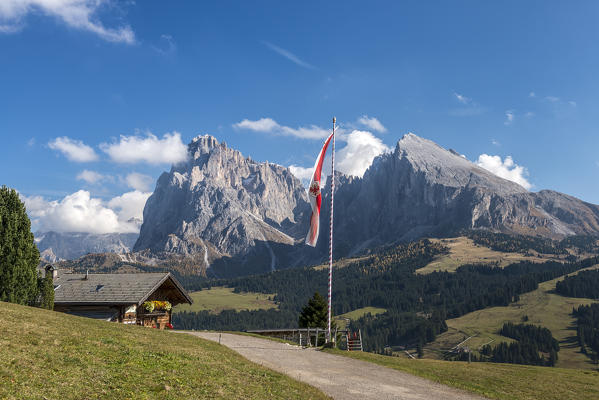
1,1,598,233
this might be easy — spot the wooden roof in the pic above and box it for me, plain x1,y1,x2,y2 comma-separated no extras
53,271,193,306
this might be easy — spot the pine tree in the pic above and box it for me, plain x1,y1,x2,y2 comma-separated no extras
0,186,40,305
298,292,331,328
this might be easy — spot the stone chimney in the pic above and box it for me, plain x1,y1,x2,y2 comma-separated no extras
44,264,58,280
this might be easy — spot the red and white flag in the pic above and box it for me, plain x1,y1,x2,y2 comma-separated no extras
305,132,334,247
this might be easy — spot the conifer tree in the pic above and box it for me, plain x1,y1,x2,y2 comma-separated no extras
299,292,330,328
0,186,40,305
38,273,54,310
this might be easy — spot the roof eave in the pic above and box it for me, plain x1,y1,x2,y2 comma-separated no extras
137,272,193,306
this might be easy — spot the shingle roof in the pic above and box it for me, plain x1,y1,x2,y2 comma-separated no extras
53,272,192,305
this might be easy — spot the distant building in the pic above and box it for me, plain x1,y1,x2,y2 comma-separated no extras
51,269,192,329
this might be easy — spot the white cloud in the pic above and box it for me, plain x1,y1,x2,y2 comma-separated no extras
454,92,471,104
234,118,330,140
288,130,390,185
76,169,110,184
476,154,531,190
504,110,514,125
0,22,20,33
125,172,153,192
107,190,151,224
0,0,135,44
22,190,149,234
262,41,315,69
529,91,536,98
48,136,98,162
288,165,313,183
568,101,577,107
491,139,500,146
357,115,387,133
100,132,188,164
525,111,534,118
336,130,391,177
545,96,560,103
234,118,279,132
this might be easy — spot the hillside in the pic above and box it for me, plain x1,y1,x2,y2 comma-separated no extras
173,286,277,314
175,236,599,353
415,236,569,274
0,302,327,399
325,349,599,400
427,265,599,370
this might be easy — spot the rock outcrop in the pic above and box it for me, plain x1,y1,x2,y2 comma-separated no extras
133,135,310,275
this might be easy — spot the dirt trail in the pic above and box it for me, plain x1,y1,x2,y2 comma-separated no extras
186,332,487,400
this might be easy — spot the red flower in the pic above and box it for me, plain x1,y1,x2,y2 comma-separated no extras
166,323,174,329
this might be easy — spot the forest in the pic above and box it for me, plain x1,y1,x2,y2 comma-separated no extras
452,323,559,367
174,236,599,352
572,303,599,364
466,230,598,257
555,269,599,299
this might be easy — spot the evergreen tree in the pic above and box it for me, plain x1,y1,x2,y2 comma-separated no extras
299,292,330,328
38,273,54,310
0,186,40,305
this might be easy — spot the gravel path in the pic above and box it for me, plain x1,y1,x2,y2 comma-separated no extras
185,332,487,400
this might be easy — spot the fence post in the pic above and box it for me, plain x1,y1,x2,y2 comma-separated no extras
315,328,319,347
359,329,363,351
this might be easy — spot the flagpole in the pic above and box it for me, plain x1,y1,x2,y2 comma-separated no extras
327,116,336,343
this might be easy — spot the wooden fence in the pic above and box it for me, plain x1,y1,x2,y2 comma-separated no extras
247,328,363,351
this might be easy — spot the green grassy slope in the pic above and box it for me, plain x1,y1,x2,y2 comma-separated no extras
416,237,560,274
334,307,387,329
0,302,327,400
324,349,599,400
427,265,599,369
173,286,277,314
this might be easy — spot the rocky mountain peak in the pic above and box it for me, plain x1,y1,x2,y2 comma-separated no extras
134,134,310,274
393,132,527,194
188,134,223,159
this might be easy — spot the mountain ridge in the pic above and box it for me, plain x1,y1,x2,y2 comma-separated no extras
36,231,139,262
55,133,599,277
318,133,599,256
